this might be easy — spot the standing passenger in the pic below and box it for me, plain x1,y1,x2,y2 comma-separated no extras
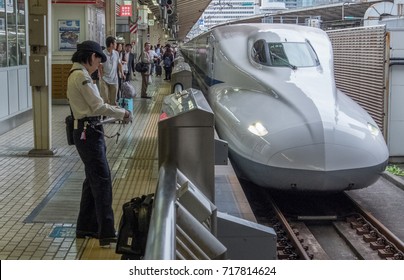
149,45,157,76
154,44,162,77
116,42,124,95
162,44,174,81
99,36,125,105
66,40,132,247
140,42,152,99
122,43,135,82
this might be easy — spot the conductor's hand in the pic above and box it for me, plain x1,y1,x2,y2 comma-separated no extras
123,110,132,124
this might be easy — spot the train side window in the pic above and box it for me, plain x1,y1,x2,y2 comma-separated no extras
252,40,268,64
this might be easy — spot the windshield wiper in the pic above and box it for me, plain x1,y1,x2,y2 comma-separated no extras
270,51,297,70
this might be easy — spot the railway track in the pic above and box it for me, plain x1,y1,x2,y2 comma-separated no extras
241,180,404,260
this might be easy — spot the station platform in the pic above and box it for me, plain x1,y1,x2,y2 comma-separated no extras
0,75,255,260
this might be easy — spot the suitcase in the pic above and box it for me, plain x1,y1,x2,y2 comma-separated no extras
118,98,133,113
155,65,162,76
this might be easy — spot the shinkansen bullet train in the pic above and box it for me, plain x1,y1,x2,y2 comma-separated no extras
181,23,389,192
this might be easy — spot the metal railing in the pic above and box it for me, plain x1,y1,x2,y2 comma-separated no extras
144,161,177,260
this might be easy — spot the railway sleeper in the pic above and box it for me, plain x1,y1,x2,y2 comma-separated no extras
277,250,291,260
356,223,371,235
386,253,403,260
370,238,387,250
350,220,365,229
363,233,378,242
378,248,395,258
363,230,378,242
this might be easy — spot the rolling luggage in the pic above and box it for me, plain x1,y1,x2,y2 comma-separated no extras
118,81,134,113
118,98,133,113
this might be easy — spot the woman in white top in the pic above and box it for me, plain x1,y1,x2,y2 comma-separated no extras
67,40,132,247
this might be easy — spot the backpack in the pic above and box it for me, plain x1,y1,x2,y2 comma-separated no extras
164,55,172,67
116,193,154,260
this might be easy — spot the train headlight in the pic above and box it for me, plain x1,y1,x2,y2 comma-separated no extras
367,123,380,136
248,122,268,136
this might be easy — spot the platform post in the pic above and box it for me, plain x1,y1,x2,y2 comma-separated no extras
27,0,54,156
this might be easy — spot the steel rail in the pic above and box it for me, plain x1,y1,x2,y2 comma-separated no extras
144,161,177,260
267,194,312,260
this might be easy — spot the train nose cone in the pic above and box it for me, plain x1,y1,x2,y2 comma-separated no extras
269,143,383,171
263,125,389,191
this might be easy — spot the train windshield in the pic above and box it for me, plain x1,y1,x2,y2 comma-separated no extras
252,40,319,68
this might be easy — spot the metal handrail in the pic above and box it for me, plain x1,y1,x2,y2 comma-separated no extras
174,84,183,93
144,161,177,260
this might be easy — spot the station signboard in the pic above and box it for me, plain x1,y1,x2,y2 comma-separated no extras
138,5,148,30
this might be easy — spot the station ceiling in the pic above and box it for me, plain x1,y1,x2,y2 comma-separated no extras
143,0,212,41
232,0,393,28
143,0,392,42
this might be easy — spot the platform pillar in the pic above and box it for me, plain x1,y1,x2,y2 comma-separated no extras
105,0,117,37
28,0,54,156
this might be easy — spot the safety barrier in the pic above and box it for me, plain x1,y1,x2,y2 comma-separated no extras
144,84,276,260
145,88,226,259
171,55,192,93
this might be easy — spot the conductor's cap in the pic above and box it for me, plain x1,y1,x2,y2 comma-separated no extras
77,40,107,63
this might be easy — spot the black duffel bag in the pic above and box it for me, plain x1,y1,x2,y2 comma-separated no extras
116,193,154,259
135,62,148,73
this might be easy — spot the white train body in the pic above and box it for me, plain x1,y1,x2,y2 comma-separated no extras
182,24,389,192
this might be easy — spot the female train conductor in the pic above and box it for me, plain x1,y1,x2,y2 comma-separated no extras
67,40,132,247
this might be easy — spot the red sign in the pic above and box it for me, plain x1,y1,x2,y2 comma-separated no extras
119,5,132,17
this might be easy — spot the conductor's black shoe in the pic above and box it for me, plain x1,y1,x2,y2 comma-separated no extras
99,237,117,248
76,230,98,239
141,95,151,99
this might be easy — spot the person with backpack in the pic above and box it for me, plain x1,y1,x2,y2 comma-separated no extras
162,44,174,81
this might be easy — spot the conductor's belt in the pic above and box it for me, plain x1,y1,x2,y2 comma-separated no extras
74,116,102,129
79,116,101,122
